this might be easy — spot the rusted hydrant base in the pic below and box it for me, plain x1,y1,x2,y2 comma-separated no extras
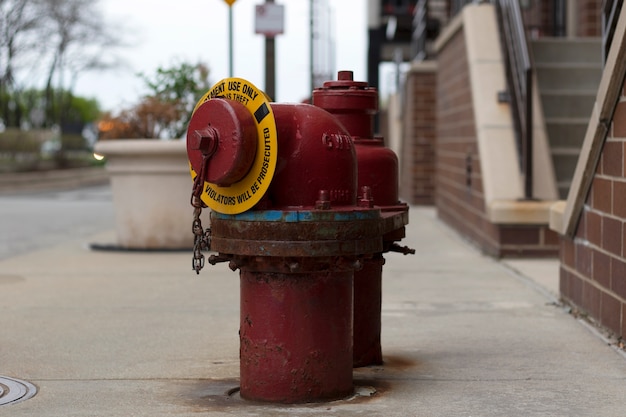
239,269,354,403
353,255,384,367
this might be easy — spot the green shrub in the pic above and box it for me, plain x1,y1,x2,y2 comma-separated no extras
0,129,43,153
60,133,88,151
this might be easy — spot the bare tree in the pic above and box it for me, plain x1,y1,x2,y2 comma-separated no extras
0,0,43,126
40,0,125,128
0,0,126,129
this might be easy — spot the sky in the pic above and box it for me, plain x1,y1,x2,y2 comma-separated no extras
74,0,375,112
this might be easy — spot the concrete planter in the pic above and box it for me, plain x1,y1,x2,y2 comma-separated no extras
94,139,194,249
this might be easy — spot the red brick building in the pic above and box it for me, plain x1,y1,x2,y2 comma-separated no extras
397,0,624,337
553,21,626,338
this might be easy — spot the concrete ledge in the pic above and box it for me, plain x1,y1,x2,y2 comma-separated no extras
433,5,463,52
408,60,438,73
488,199,557,224
95,138,186,156
95,139,189,175
549,200,567,234
95,138,193,249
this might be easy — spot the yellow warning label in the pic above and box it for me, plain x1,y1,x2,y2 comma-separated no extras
190,78,278,214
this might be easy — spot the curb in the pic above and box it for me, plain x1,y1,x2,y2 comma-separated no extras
0,167,109,194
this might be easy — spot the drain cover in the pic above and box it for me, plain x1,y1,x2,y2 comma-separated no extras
0,376,37,406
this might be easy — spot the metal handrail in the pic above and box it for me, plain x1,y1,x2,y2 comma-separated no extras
411,0,428,61
450,0,475,17
603,0,623,64
495,0,534,200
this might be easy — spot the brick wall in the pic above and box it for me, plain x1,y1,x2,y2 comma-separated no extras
522,0,554,37
400,64,436,205
560,82,626,339
435,28,495,252
517,0,601,37
435,18,559,258
577,0,603,37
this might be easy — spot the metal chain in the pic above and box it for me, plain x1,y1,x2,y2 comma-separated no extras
190,155,212,274
191,204,208,274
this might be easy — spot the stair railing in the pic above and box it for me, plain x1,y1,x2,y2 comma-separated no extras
411,0,428,61
603,0,624,64
495,0,534,200
449,0,475,17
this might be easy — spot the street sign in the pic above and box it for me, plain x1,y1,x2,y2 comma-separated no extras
255,3,285,37
224,0,236,6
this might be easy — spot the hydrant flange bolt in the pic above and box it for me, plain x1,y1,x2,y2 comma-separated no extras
315,189,331,210
358,186,374,208
191,127,219,157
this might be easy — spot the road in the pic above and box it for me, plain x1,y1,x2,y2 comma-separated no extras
0,185,115,260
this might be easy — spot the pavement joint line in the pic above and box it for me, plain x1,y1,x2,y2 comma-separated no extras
27,376,584,383
436,220,626,364
498,260,626,361
356,376,566,382
25,378,234,382
497,260,560,305
576,318,626,361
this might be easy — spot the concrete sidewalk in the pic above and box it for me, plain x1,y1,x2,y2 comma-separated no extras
1,206,625,416
0,167,108,195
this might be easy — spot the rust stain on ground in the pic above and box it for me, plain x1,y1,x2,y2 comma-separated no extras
175,355,419,411
176,377,387,412
380,354,418,370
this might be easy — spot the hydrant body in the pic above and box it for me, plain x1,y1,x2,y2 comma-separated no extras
187,75,410,403
313,71,410,367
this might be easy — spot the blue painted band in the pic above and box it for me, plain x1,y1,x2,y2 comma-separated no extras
212,208,380,222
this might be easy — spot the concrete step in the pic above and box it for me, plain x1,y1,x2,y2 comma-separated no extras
531,37,602,64
551,152,579,199
551,147,581,156
540,91,596,119
557,182,571,199
535,64,602,91
532,37,602,199
545,117,588,149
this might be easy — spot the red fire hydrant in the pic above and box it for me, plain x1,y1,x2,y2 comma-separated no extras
186,75,411,403
313,71,414,367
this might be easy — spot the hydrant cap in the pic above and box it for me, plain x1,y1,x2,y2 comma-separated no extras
187,78,278,214
187,98,257,187
313,71,378,115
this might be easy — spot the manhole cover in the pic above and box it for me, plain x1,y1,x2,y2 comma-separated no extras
0,376,37,406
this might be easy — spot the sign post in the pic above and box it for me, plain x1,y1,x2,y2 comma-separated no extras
224,0,237,77
255,1,284,100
